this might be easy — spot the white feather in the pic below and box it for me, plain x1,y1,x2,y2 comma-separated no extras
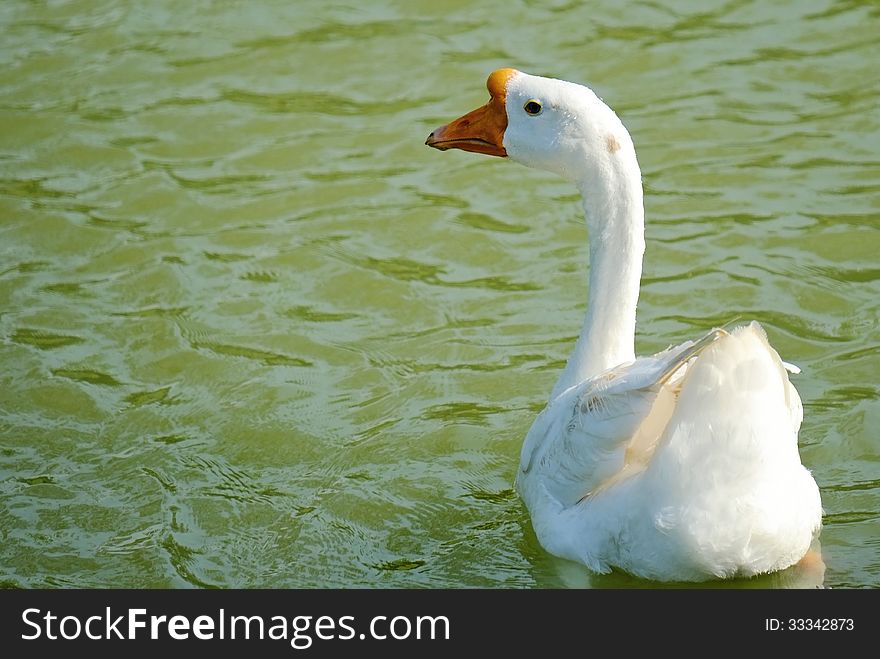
517,323,821,580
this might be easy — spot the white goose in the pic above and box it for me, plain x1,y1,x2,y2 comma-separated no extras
426,68,822,581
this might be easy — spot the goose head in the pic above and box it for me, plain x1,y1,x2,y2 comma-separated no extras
426,68,635,186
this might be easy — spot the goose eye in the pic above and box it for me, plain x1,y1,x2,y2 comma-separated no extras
523,100,543,116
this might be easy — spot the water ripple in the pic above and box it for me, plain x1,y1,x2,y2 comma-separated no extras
1,0,877,590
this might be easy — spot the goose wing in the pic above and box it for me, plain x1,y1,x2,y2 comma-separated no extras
518,328,727,506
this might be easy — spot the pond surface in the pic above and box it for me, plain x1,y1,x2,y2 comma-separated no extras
1,0,878,587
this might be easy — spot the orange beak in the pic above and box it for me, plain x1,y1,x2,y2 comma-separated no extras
425,68,516,158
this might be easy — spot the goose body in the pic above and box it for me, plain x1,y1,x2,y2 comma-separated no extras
426,68,821,581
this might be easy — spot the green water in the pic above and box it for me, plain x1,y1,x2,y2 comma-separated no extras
1,0,878,588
